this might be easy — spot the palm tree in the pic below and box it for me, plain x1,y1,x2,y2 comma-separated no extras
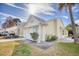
59,3,77,43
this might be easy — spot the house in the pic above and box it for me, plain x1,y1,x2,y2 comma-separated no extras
75,24,79,37
18,15,68,43
67,24,79,37
0,15,68,43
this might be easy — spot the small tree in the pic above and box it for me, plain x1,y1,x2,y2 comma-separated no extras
30,32,39,41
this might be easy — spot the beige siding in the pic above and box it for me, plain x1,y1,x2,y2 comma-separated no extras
46,20,56,35
42,19,57,40
56,19,68,38
25,17,40,27
1,26,18,34
42,19,68,40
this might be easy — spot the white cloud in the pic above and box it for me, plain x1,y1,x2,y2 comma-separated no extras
63,16,68,19
0,12,25,22
26,3,56,15
0,12,17,18
75,20,79,25
4,3,56,16
5,3,26,10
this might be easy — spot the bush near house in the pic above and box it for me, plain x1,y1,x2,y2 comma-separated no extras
46,35,57,42
30,32,39,41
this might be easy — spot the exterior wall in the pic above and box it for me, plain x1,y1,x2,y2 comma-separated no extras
0,26,18,34
42,19,57,41
56,19,68,38
42,19,68,41
44,20,57,35
23,16,44,41
56,19,64,38
76,26,79,34
23,27,33,40
18,27,24,36
25,16,41,27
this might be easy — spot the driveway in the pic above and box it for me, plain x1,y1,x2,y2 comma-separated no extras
58,37,74,42
24,39,57,49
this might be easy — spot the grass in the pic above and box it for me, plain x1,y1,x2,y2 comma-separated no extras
12,42,79,56
0,41,20,56
0,40,31,56
0,40,79,56
12,43,31,56
56,42,79,55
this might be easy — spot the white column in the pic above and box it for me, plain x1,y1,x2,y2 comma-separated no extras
42,31,46,42
41,26,45,42
37,25,42,43
17,22,20,36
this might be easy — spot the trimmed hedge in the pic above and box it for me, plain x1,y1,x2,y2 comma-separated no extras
46,35,57,42
30,32,39,41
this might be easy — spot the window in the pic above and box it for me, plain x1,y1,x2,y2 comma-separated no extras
33,26,38,32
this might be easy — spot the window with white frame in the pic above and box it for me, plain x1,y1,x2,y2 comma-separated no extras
33,26,38,32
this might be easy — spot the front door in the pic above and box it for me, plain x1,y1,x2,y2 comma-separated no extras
24,32,32,40
24,26,39,40
23,28,32,40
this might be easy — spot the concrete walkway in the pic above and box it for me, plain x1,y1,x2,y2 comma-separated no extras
24,39,57,49
24,37,74,50
58,37,74,42
0,38,24,42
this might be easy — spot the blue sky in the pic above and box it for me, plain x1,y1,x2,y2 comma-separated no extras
0,3,79,27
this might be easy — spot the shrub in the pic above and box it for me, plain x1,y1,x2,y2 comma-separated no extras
30,32,39,41
46,35,57,42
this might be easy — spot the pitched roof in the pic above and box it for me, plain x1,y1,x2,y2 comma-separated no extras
21,15,65,27
28,15,45,22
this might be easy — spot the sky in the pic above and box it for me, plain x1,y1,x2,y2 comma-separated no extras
0,3,79,27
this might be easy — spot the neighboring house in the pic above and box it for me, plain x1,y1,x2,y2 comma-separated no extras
75,24,79,35
75,20,79,32
0,26,18,34
67,24,79,37
0,15,68,43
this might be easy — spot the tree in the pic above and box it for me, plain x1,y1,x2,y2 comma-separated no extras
13,18,21,25
66,24,72,31
59,3,77,43
2,16,13,28
2,16,21,29
12,18,21,35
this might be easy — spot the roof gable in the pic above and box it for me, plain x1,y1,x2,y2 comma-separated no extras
27,15,45,23
24,15,46,27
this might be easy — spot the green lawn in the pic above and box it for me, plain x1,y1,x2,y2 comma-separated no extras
12,42,79,56
12,43,31,56
57,42,79,56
